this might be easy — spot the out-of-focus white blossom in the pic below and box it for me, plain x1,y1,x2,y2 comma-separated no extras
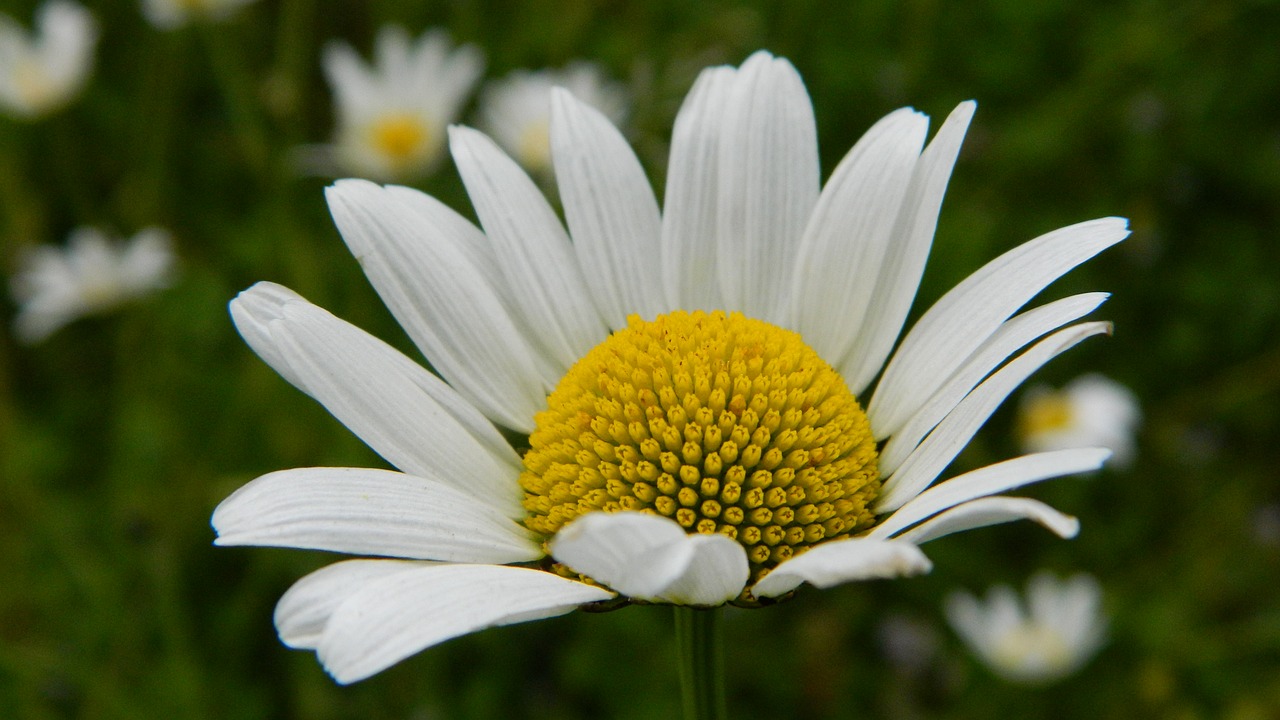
479,62,627,174
307,26,483,181
1018,374,1142,468
946,572,1107,684
141,0,259,30
0,0,96,119
11,227,175,344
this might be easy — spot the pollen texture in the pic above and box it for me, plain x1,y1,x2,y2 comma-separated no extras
520,311,880,603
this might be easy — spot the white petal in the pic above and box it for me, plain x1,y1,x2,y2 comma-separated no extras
322,41,377,116
879,292,1110,474
118,227,175,291
212,467,542,563
551,87,665,326
840,101,977,395
326,180,553,431
869,217,1129,438
319,564,614,684
661,65,736,312
650,534,750,606
228,282,319,394
752,538,931,598
549,512,685,594
275,559,427,650
549,512,748,606
944,590,992,649
894,496,1080,545
715,51,820,325
229,283,524,517
448,125,607,368
877,322,1112,512
790,107,928,362
382,183,514,309
869,448,1108,539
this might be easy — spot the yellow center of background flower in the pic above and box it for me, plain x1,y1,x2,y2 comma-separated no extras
1018,393,1074,439
369,113,429,165
991,624,1073,678
516,120,552,173
520,311,881,598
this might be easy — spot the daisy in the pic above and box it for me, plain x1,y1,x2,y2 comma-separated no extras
0,0,96,120
213,50,1127,684
1017,373,1141,468
308,26,484,182
11,226,175,344
945,571,1107,684
140,0,259,30
479,61,628,175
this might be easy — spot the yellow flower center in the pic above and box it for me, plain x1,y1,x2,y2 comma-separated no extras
991,624,1073,679
520,311,881,604
14,59,54,110
368,113,430,166
515,119,552,173
1018,393,1074,439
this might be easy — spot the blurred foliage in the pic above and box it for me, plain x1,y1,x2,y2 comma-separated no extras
2,0,1279,718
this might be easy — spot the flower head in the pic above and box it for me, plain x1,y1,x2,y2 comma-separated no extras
141,0,259,30
1017,373,1141,468
946,571,1107,684
479,61,627,174
214,50,1127,683
0,0,95,120
314,26,483,181
11,227,175,344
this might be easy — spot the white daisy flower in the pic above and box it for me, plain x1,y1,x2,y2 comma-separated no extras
0,0,96,120
479,61,628,175
141,0,259,30
1017,373,1141,468
310,26,484,182
213,50,1128,684
945,571,1107,684
11,227,175,344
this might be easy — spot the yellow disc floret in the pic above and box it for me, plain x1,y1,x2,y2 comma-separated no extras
520,311,881,605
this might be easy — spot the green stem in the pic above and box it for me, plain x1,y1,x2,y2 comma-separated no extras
132,29,188,225
675,607,726,720
198,25,270,178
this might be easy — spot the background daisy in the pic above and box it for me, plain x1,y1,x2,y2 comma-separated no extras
479,61,628,174
946,572,1107,684
10,226,175,343
304,26,483,181
0,0,95,119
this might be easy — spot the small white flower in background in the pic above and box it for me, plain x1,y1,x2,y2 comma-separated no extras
479,62,627,174
310,26,483,182
1018,374,1141,468
141,0,259,30
215,50,1127,684
946,572,1106,684
11,227,175,344
0,0,96,120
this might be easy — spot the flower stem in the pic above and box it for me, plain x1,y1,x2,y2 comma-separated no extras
675,607,726,720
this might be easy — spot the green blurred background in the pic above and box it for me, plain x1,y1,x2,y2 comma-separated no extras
2,0,1278,717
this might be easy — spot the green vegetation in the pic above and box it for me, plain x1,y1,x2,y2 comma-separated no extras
2,0,1278,717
